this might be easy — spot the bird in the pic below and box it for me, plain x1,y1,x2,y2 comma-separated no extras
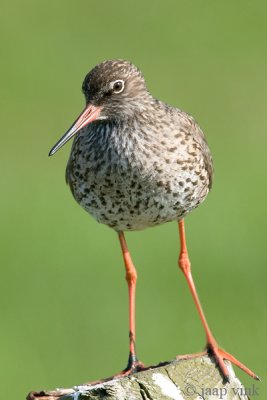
49,59,257,382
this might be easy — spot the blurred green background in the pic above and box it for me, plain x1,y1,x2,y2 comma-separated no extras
1,0,266,398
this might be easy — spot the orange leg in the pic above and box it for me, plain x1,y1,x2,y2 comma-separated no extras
118,231,144,374
83,232,144,385
177,219,259,381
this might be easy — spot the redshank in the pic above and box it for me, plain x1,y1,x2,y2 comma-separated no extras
49,60,257,381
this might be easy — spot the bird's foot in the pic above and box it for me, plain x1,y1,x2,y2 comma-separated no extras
206,341,259,382
107,352,145,381
176,350,207,362
176,342,259,382
120,351,145,376
83,353,145,386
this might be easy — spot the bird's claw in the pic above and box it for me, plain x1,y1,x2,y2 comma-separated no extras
176,343,259,382
206,342,260,382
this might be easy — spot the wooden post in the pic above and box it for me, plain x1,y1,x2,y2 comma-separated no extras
27,355,253,399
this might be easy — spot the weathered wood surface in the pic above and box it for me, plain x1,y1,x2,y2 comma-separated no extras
27,355,253,400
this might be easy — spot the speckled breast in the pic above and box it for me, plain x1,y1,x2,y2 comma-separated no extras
66,121,211,231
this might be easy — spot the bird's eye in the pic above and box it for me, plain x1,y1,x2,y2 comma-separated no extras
111,80,124,94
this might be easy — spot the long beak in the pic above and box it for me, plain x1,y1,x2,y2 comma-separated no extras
49,104,102,156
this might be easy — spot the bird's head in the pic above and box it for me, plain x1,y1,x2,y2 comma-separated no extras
49,60,149,156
